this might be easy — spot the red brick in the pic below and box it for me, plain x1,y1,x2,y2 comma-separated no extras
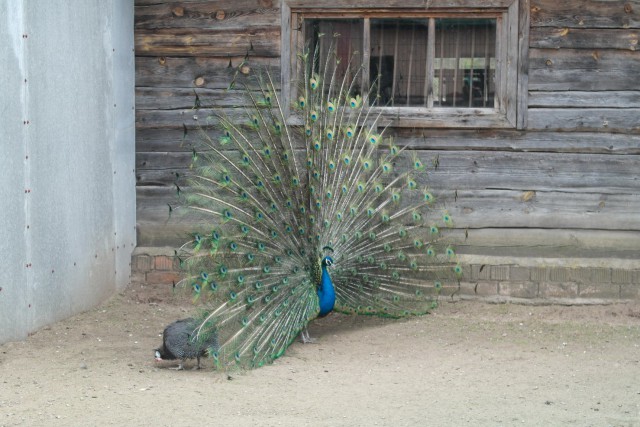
154,255,175,271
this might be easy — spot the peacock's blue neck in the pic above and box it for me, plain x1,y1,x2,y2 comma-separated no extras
317,263,336,317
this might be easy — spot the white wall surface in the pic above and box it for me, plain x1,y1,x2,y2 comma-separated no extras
0,0,135,343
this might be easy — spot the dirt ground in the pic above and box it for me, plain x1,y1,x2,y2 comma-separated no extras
1,282,639,427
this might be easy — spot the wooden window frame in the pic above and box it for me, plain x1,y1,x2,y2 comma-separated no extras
281,0,529,129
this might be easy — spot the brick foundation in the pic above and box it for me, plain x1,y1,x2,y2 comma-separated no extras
131,247,640,304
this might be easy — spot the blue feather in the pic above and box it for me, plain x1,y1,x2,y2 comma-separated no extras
318,256,336,317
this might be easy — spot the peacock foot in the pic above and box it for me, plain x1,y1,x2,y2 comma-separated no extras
300,328,316,344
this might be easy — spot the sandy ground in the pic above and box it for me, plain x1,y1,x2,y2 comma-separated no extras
1,282,639,427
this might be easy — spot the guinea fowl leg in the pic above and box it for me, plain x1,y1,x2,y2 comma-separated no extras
300,328,316,344
193,356,202,370
169,360,185,370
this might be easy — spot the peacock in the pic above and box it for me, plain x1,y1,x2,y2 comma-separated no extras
169,34,462,371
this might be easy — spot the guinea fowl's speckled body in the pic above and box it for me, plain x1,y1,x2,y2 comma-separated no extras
155,318,218,370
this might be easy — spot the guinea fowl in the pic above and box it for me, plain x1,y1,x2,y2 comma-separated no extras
154,318,219,370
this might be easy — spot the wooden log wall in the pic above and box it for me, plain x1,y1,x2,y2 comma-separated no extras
134,0,640,261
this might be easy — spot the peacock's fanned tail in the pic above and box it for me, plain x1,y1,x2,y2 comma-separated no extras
176,35,461,370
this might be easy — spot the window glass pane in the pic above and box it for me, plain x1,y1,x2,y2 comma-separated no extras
300,17,498,110
370,19,429,107
435,18,496,108
303,19,364,97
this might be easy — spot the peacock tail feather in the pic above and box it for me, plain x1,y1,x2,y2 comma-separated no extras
174,34,461,370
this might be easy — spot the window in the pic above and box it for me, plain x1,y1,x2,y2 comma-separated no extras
281,0,528,129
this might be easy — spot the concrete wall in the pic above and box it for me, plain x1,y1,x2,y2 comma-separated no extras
0,0,135,344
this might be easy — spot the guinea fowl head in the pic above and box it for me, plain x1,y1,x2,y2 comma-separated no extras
155,345,175,361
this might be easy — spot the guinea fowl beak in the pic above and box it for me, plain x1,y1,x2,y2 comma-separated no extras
154,350,163,362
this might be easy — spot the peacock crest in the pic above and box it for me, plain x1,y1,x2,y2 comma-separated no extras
172,35,462,370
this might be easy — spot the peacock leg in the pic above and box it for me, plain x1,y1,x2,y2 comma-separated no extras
300,328,316,344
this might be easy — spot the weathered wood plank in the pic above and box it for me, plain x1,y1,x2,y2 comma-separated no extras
528,91,640,108
136,102,640,133
136,185,640,231
136,186,640,258
380,108,515,129
456,228,640,258
135,0,280,30
285,0,517,9
136,87,263,110
136,222,206,247
135,0,278,10
136,56,280,89
528,108,640,132
135,150,640,193
529,48,640,91
530,0,640,29
516,0,530,129
136,129,190,152
136,107,247,129
137,221,640,257
530,27,639,50
135,27,281,57
392,129,640,155
135,0,278,5
138,126,640,155
505,0,519,127
403,151,640,194
452,189,640,230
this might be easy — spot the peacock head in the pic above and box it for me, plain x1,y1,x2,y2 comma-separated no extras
321,256,334,268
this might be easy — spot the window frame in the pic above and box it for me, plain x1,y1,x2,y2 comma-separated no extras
281,0,528,129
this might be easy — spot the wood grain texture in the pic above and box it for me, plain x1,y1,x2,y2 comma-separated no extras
134,149,640,194
136,128,640,154
284,0,516,9
530,0,640,29
529,48,640,91
137,185,640,231
530,27,639,50
528,91,640,108
136,183,640,259
528,108,640,132
136,87,262,110
136,56,280,89
135,0,280,30
135,28,281,57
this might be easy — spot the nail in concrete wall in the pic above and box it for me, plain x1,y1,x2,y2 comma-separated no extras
0,0,135,344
